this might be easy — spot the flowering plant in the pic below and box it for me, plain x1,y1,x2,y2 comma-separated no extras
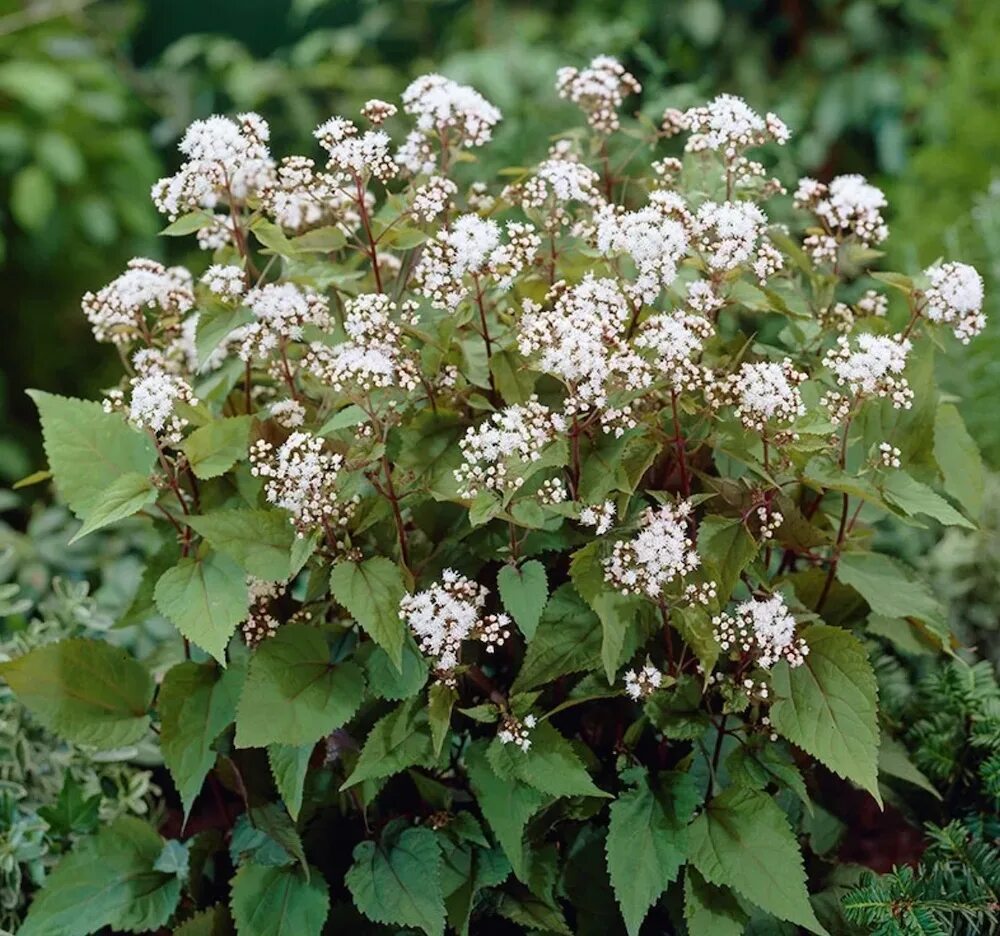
3,57,986,935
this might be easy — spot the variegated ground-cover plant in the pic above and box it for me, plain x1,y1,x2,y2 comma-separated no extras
2,56,988,935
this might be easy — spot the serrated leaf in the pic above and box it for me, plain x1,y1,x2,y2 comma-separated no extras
155,553,250,662
497,560,548,640
933,403,983,518
28,390,157,519
230,863,329,936
19,817,181,936
881,471,974,528
347,824,446,936
185,509,296,581
330,557,406,668
683,868,748,936
0,638,153,749
268,744,313,820
159,660,245,818
196,305,254,368
182,416,253,480
512,584,602,693
172,903,232,935
878,734,941,799
770,624,881,804
465,741,549,881
359,634,428,700
342,698,435,788
606,770,695,935
428,682,457,756
486,721,607,799
235,624,364,748
68,471,156,543
687,788,827,934
698,515,757,605
837,553,946,635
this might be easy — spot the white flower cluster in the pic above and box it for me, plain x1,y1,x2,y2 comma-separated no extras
399,570,510,678
596,191,689,303
579,500,616,535
678,94,790,155
795,174,889,261
201,264,246,301
497,713,537,752
556,55,640,133
518,276,649,427
412,175,457,222
923,261,986,343
314,116,397,182
151,112,273,220
454,399,566,500
528,157,603,207
304,294,419,394
242,578,283,649
261,155,358,233
823,333,913,408
105,349,197,444
712,594,808,669
396,74,501,174
250,431,351,536
710,359,807,432
603,501,701,601
240,283,331,361
635,310,714,392
624,662,664,701
82,258,194,345
878,442,902,469
693,200,772,274
415,214,539,309
360,99,397,126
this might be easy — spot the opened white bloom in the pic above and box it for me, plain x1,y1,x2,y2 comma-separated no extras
261,155,359,233
795,174,888,247
201,264,245,301
711,359,807,431
412,175,457,222
556,55,640,133
635,311,714,392
399,570,510,678
455,399,566,500
923,261,986,343
693,200,769,272
604,501,701,601
824,333,912,408
250,432,352,536
83,258,194,345
304,294,419,394
314,116,397,182
713,594,808,669
498,713,537,752
624,663,664,700
579,500,617,535
151,112,273,219
682,94,789,155
240,283,331,360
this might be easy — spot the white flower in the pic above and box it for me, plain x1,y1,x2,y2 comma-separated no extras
240,283,331,360
923,261,986,343
108,351,196,443
556,55,641,133
497,713,536,752
361,99,397,126
270,399,306,429
314,116,397,182
635,311,714,392
624,663,663,700
682,94,789,155
399,570,510,678
693,201,769,272
579,500,616,535
261,155,358,233
454,399,566,500
603,502,701,601
201,264,245,301
713,594,808,669
250,432,352,536
82,258,194,345
710,359,807,431
795,174,888,246
412,175,457,222
823,333,913,408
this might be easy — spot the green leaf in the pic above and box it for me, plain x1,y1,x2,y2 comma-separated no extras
230,863,329,936
196,305,254,369
490,349,535,404
933,403,984,518
28,390,157,519
487,721,608,799
359,635,428,700
160,211,213,236
881,472,974,528
428,682,456,756
37,776,101,838
159,660,245,818
346,824,446,936
837,553,946,633
770,623,881,804
512,584,602,693
318,404,367,435
497,560,548,640
726,742,812,814
268,744,314,820
68,471,156,543
698,515,757,604
330,557,406,668
465,741,549,881
0,638,153,749
878,734,941,799
11,164,56,231
172,903,231,935
687,788,828,935
19,817,181,936
683,868,748,936
182,416,253,480
235,624,364,748
155,553,250,662
186,509,296,581
342,698,435,788
606,770,696,936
